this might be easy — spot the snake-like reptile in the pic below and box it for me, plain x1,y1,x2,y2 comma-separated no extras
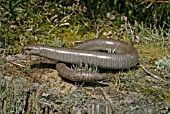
23,38,138,82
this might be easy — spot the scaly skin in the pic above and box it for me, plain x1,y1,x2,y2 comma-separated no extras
23,38,138,82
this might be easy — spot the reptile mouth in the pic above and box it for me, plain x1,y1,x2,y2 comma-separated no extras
22,47,32,54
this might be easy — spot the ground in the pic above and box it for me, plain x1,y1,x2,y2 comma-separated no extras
0,37,169,113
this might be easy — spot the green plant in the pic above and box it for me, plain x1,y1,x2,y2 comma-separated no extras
58,0,169,28
0,0,26,16
156,56,170,71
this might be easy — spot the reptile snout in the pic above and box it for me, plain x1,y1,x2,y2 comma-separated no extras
23,45,41,54
22,46,32,54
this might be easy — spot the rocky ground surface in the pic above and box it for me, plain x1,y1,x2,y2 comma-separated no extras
0,45,170,114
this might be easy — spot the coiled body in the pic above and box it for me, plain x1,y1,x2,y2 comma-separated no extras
24,38,138,82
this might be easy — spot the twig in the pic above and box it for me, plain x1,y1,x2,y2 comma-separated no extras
71,10,89,28
7,60,26,68
142,2,153,12
143,36,153,41
115,72,121,92
71,40,83,47
140,64,167,83
94,28,103,38
141,0,170,4
98,88,114,113
47,12,74,34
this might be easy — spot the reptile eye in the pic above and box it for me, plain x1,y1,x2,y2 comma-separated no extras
22,47,31,53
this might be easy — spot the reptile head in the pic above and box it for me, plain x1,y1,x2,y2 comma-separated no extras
23,45,42,54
